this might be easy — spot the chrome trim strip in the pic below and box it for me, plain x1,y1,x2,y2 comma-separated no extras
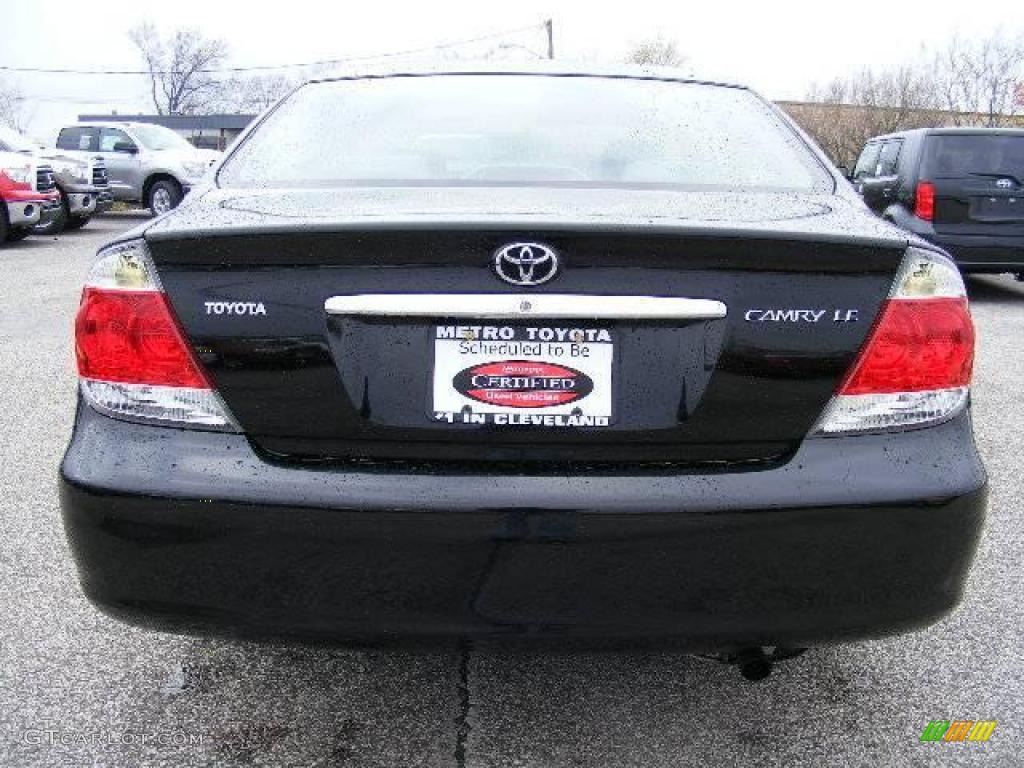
325,294,727,320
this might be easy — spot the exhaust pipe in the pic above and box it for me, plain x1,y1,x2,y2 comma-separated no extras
734,647,772,681
702,646,807,682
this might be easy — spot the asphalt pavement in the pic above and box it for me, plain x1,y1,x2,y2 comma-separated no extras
0,215,1020,767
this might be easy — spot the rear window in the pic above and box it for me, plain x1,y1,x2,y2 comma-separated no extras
923,134,1024,178
219,74,830,192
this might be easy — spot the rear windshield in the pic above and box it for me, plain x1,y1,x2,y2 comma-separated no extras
218,74,830,192
923,134,1024,178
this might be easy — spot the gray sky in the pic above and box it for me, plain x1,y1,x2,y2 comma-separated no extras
3,0,1024,141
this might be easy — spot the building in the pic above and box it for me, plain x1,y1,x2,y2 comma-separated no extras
76,113,256,151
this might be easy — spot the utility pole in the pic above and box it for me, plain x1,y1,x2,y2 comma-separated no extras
544,19,554,59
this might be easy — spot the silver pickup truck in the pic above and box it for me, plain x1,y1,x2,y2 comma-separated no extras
0,125,112,234
55,122,219,215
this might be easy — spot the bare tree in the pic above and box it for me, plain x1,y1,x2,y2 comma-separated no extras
217,74,296,113
931,32,1024,125
793,28,1024,166
129,23,229,115
794,66,941,167
0,78,27,131
627,39,686,68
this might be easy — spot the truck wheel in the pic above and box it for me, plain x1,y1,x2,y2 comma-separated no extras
5,228,32,242
64,215,92,231
33,191,68,236
148,180,182,216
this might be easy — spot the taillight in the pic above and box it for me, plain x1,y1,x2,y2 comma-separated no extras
74,240,238,431
914,181,935,221
813,247,973,435
838,298,973,394
76,290,209,387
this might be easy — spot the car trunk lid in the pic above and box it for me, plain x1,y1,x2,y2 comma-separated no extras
145,187,907,466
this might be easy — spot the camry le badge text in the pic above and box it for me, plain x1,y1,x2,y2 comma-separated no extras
205,301,267,316
745,308,859,323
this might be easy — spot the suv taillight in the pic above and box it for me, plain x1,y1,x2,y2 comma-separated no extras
74,240,238,431
914,181,935,221
813,247,973,435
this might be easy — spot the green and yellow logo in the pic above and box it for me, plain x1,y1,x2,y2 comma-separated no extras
920,720,997,742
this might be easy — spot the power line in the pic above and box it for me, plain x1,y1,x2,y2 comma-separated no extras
0,23,546,76
26,96,147,104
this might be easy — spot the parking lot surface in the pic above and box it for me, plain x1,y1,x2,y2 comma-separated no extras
1,216,1020,767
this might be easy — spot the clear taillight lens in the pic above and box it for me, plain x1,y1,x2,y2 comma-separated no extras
74,239,238,431
813,247,974,435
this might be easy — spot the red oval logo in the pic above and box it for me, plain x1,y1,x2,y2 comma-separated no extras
453,360,593,409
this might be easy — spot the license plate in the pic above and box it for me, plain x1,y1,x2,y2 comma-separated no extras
432,323,614,427
973,196,1024,221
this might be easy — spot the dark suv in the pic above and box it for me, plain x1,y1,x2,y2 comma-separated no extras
852,128,1024,278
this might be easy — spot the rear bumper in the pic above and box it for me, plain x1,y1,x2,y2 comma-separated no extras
935,236,1024,272
60,404,987,647
901,220,1024,272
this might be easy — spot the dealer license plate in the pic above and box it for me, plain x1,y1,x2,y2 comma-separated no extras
432,323,614,427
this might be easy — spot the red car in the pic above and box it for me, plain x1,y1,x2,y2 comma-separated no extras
0,151,61,244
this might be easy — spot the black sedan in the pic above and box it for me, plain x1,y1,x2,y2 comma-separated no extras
60,66,986,678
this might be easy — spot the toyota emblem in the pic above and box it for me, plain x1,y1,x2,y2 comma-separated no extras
493,243,559,286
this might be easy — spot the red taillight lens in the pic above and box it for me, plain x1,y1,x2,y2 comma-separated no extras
839,297,974,395
75,287,209,388
914,181,935,221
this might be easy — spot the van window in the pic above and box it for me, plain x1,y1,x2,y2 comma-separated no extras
853,143,882,180
877,140,902,176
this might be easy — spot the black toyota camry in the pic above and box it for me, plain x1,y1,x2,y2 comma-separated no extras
60,67,986,670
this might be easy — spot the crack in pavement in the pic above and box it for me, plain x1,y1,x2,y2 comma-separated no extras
453,641,473,768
